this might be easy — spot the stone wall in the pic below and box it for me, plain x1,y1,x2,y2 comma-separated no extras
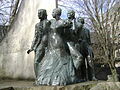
0,0,56,79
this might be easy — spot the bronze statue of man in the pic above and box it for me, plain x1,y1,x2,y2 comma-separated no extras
76,17,96,81
67,10,76,31
27,9,50,78
66,10,82,73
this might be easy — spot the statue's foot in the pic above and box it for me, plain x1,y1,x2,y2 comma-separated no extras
77,79,86,83
92,77,97,81
33,81,38,86
81,78,88,82
33,82,37,86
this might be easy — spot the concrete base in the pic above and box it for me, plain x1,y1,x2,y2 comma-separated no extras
1,80,120,90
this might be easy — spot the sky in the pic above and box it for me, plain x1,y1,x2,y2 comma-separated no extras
58,0,85,19
0,0,119,25
0,0,11,25
58,0,119,31
58,0,118,19
0,0,22,25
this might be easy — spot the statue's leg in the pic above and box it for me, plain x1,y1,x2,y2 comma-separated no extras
34,51,39,78
87,55,97,81
34,36,47,78
80,57,87,81
80,41,89,81
85,58,89,81
34,49,45,78
86,45,97,81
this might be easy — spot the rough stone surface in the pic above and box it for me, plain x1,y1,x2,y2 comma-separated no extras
0,80,120,90
0,0,56,79
90,82,120,90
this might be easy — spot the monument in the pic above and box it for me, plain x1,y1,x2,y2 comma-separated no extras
0,0,56,79
27,8,96,86
0,0,97,86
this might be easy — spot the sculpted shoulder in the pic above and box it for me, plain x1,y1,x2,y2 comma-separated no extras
58,19,66,27
46,20,51,25
35,22,40,28
84,27,90,34
50,19,55,23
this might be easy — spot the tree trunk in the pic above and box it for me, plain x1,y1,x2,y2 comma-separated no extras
108,61,119,81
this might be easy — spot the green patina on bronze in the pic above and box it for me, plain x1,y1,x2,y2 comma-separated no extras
27,8,97,86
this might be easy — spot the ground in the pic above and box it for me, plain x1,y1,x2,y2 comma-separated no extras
0,80,120,90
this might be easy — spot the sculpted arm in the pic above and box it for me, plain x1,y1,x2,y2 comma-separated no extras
87,29,92,45
27,24,40,54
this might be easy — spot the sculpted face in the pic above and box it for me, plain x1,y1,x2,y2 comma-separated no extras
52,8,61,18
38,9,47,19
67,10,75,19
52,9,56,18
78,17,84,24
77,17,84,29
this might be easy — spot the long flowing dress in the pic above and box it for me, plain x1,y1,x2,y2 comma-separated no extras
35,19,77,86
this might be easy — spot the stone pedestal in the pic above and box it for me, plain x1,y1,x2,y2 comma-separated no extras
1,80,120,90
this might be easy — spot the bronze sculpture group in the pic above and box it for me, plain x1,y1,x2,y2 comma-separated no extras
27,8,97,86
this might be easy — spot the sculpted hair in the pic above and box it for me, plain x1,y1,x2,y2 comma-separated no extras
53,8,62,16
38,9,47,18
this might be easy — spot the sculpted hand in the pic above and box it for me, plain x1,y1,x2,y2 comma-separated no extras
64,20,72,27
27,49,33,54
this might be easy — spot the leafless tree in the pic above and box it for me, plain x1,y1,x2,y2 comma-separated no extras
0,0,20,25
58,0,120,81
0,0,21,42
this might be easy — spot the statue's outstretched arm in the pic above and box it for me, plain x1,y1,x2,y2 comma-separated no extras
27,24,40,54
